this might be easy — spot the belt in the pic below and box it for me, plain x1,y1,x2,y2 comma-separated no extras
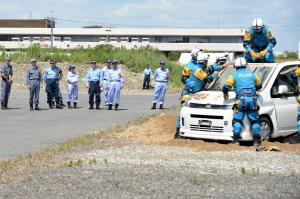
156,81,167,83
237,89,256,98
29,78,40,81
111,80,120,82
90,80,100,83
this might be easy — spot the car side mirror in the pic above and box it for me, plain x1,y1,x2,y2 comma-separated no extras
278,85,288,94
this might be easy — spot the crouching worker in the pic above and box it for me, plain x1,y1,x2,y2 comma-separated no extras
66,64,79,109
222,57,262,147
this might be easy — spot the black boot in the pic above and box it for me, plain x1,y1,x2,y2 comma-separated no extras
1,103,4,110
4,103,8,109
108,104,112,110
35,104,40,111
56,102,63,109
230,135,240,144
89,104,94,110
67,102,72,109
49,103,53,109
115,104,119,110
151,103,156,110
96,104,100,110
174,127,181,139
159,104,164,109
73,102,78,109
30,103,33,111
253,135,262,147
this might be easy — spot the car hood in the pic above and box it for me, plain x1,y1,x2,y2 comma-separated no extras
190,91,236,105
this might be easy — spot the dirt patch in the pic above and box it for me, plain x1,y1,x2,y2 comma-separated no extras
119,113,300,152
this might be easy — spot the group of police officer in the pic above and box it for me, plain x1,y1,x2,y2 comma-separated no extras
1,58,124,111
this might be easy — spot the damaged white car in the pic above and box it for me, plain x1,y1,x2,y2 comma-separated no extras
179,61,300,141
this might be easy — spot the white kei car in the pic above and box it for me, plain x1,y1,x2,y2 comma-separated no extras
179,61,300,141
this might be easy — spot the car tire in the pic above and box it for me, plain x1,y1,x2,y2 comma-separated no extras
260,116,273,141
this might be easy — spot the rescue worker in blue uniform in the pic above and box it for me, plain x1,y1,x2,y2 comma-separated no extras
86,60,102,110
151,60,170,110
143,64,152,89
174,53,227,138
44,60,63,109
66,64,79,109
222,57,262,147
102,59,112,106
0,56,13,110
108,60,124,111
243,18,276,63
26,58,43,111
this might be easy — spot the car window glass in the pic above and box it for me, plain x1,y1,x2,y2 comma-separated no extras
271,65,297,98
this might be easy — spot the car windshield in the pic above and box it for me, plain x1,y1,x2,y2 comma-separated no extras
209,66,273,91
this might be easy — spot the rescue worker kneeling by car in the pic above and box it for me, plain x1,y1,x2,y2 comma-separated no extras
243,18,277,63
222,57,262,146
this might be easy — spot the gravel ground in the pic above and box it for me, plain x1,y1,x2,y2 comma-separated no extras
0,140,299,199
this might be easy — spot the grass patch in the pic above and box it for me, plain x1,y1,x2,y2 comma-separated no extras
188,176,207,186
0,113,161,184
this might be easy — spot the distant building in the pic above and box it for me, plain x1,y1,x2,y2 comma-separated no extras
0,19,54,28
0,27,245,52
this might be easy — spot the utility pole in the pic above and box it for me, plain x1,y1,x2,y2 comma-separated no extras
50,10,54,51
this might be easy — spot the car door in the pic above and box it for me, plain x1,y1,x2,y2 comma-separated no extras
270,65,298,133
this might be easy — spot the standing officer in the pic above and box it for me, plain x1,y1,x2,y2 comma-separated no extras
244,18,277,63
26,58,42,111
108,60,124,111
1,56,13,110
222,57,262,147
44,60,63,109
66,64,79,109
86,59,102,110
142,64,152,89
151,60,170,110
102,59,112,105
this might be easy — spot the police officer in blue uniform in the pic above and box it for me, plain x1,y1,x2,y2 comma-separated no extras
86,59,102,110
108,60,124,110
102,59,112,106
244,18,277,63
143,64,152,89
26,58,43,111
44,60,63,109
222,57,262,147
1,56,14,110
151,60,170,110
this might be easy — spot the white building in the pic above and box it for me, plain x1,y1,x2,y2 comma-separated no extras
0,27,246,52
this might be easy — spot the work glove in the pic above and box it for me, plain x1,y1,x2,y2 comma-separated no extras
259,49,268,57
250,50,259,59
223,94,229,100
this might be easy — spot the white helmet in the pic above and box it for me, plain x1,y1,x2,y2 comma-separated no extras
197,53,208,64
234,57,247,68
191,48,200,58
252,18,264,32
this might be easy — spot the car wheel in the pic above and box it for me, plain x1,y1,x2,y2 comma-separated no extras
260,117,273,141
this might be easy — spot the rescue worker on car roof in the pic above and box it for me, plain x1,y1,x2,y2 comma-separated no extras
243,18,277,63
174,53,229,138
222,57,262,147
26,58,42,111
151,60,170,110
0,55,13,110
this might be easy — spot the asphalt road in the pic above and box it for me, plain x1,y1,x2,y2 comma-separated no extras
0,90,179,161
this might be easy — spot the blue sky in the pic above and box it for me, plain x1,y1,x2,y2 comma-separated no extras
0,0,299,51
